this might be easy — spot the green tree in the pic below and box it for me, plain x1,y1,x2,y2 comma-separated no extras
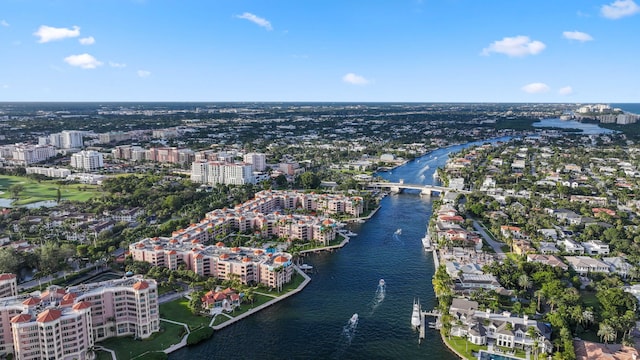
0,248,20,274
299,172,321,189
9,183,25,199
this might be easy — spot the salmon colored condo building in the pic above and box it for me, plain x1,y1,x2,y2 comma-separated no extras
129,190,364,288
0,275,159,360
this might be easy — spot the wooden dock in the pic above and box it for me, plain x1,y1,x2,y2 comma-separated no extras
419,313,426,342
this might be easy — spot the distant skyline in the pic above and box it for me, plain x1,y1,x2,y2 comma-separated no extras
1,0,639,103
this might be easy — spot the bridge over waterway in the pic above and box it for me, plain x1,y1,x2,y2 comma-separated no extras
367,181,470,196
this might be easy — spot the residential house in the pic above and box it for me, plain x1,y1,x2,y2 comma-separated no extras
557,239,584,254
582,240,610,256
603,257,633,278
526,254,569,271
537,242,560,254
565,256,610,275
449,300,552,353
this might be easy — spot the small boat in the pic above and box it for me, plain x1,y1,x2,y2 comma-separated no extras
379,279,385,287
422,231,432,251
349,313,359,326
299,264,314,272
395,228,402,235
411,298,421,329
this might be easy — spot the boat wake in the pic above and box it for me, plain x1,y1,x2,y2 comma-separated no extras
342,313,359,343
369,279,386,315
333,313,359,358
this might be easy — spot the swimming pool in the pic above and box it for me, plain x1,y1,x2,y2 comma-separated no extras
477,350,525,360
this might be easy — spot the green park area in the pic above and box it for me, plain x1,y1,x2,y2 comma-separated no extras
0,175,101,205
98,321,185,359
159,298,211,330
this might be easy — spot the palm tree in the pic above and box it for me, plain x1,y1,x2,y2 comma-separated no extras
598,322,616,344
582,308,594,328
534,289,545,312
518,274,533,292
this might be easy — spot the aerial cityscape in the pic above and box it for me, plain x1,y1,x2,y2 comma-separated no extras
2,1,640,360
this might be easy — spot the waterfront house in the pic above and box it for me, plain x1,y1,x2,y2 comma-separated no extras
449,301,552,353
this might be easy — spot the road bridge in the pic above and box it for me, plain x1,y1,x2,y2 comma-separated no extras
367,181,470,196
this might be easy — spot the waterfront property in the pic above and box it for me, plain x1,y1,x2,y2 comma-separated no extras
130,240,294,289
0,276,159,359
449,299,552,355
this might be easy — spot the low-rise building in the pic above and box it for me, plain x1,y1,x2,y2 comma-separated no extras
582,240,610,255
565,256,610,275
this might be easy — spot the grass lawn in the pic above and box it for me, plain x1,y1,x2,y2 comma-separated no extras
0,174,101,205
159,299,211,330
445,336,487,360
281,272,306,293
98,321,185,359
580,291,601,312
95,351,113,360
212,293,275,326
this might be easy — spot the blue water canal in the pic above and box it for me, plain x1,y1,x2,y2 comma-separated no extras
169,138,510,360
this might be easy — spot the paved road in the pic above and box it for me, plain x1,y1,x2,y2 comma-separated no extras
473,220,506,260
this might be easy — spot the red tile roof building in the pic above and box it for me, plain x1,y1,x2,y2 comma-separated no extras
0,276,159,359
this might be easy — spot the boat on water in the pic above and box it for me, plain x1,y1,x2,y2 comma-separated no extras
422,231,433,251
349,313,359,326
411,298,421,329
395,228,402,235
379,279,385,287
299,264,314,272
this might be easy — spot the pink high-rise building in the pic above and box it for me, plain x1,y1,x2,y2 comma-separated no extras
0,276,159,359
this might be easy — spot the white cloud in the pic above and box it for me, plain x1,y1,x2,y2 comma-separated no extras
601,0,640,19
521,82,550,94
109,61,127,68
137,70,151,78
481,36,546,57
235,12,273,30
1,20,9,27
34,25,80,43
558,86,573,95
562,31,594,42
64,53,103,69
79,36,95,45
342,73,370,85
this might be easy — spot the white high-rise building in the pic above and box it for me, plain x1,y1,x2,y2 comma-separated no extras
11,145,57,164
191,161,254,185
243,152,267,171
70,150,104,171
46,131,84,149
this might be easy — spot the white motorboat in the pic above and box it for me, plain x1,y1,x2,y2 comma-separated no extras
299,264,313,272
422,231,432,251
349,313,359,327
411,298,421,329
379,279,385,287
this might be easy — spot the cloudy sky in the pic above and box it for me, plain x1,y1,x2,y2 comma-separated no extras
1,0,639,102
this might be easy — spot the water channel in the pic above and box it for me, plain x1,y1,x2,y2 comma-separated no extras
170,137,511,360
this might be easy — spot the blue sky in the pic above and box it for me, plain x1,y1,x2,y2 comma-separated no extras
1,0,639,102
